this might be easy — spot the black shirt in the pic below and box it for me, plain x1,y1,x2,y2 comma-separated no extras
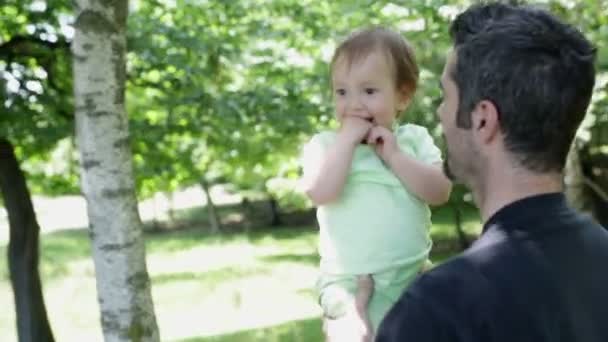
377,193,608,342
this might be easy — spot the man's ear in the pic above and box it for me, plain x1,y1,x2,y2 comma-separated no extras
471,100,500,143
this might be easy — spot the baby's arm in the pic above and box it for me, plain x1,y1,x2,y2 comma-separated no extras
367,126,451,206
387,155,451,205
302,117,372,206
302,138,356,205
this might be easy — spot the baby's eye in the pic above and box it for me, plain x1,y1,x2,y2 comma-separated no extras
365,88,377,95
335,89,346,96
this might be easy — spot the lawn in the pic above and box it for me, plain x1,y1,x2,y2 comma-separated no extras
0,204,481,341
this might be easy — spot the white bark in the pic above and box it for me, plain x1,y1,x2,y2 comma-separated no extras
72,0,159,341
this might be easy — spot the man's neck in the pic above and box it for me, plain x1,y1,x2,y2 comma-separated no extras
473,164,563,222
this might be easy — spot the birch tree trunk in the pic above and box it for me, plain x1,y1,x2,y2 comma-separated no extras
72,1,159,340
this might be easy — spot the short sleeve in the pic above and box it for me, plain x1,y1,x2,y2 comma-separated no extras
398,125,442,165
299,132,332,183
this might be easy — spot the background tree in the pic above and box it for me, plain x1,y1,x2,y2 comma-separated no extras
0,139,54,342
1,1,73,339
72,0,159,340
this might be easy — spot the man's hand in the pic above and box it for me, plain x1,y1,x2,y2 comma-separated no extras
367,126,400,164
338,116,374,146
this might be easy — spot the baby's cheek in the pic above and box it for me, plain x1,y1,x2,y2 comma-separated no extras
334,111,344,122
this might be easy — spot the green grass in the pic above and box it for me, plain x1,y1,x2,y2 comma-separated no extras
184,317,323,342
0,205,481,341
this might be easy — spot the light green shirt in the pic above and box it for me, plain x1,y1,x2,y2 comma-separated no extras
301,124,442,275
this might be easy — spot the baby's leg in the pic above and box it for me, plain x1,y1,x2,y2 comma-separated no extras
354,274,374,341
319,274,375,342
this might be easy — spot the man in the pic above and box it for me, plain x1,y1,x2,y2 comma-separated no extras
376,2,608,341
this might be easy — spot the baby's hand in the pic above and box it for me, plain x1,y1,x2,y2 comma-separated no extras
338,116,373,146
367,126,399,163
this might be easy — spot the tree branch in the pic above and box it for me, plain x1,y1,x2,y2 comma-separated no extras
584,176,608,203
0,35,70,59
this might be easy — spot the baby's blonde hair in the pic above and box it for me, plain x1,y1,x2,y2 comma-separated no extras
331,27,419,96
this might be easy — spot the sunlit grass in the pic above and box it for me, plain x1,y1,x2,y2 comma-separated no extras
0,227,323,341
0,206,481,341
184,317,323,342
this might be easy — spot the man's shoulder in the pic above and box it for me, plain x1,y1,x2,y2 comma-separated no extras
377,256,487,341
403,240,519,311
408,254,489,301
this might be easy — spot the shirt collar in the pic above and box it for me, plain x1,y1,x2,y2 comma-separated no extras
482,192,568,234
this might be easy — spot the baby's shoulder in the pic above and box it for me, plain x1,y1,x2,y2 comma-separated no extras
306,130,336,148
395,123,430,139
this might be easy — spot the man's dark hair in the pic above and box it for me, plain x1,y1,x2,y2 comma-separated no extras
449,2,596,172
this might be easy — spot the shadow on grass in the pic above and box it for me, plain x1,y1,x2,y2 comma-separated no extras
152,266,268,286
168,202,246,225
246,226,316,240
0,204,480,282
144,228,219,254
0,228,94,281
0,223,319,282
258,253,320,266
177,316,323,342
145,223,317,254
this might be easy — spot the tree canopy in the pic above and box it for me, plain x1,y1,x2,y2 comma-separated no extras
2,0,607,211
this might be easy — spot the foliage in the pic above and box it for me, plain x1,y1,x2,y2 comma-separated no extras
2,0,608,207
0,0,76,194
